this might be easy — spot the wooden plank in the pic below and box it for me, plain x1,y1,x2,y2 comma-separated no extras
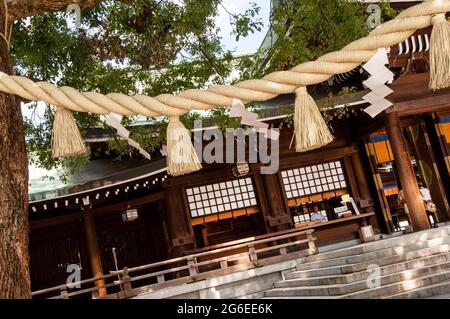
293,213,375,230
30,191,165,230
388,94,450,116
276,145,359,171
186,221,315,255
254,238,310,254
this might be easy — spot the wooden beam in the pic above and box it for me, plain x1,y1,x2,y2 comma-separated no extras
277,145,359,171
89,191,164,216
385,112,430,231
388,72,450,103
387,93,450,116
385,72,450,116
30,191,164,230
164,144,358,188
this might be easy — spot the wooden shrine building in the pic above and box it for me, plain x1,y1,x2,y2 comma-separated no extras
27,24,450,298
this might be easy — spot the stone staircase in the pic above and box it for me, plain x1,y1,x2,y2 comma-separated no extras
264,225,450,299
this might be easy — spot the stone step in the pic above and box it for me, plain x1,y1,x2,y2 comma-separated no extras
304,226,450,263
282,251,450,285
385,280,450,299
286,242,450,279
261,296,338,299
266,269,450,299
339,271,450,299
269,261,450,296
261,227,450,299
295,235,450,271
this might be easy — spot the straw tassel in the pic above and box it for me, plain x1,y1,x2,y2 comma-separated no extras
52,107,86,157
429,13,450,90
293,87,334,152
166,116,202,176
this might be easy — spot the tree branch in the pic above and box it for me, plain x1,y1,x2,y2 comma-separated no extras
7,0,108,21
317,0,339,48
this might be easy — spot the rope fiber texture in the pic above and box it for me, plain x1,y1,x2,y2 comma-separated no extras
0,1,449,117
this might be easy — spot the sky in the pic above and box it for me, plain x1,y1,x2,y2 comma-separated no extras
26,0,272,192
217,0,271,55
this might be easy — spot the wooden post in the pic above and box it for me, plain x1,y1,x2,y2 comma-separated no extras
118,267,133,299
187,256,198,277
351,152,375,214
164,186,194,257
307,233,318,255
248,243,258,265
59,288,69,299
157,274,165,283
385,112,430,231
82,210,107,297
253,173,271,233
261,173,292,232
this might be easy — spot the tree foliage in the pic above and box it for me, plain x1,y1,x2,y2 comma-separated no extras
13,0,262,179
238,0,395,80
13,0,394,181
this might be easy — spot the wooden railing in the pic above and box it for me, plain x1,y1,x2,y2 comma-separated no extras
31,229,317,299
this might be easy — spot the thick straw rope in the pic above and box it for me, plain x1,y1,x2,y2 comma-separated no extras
0,1,449,116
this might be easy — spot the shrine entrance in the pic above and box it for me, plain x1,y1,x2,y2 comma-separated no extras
366,114,450,233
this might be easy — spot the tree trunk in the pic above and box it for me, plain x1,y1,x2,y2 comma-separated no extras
0,6,31,298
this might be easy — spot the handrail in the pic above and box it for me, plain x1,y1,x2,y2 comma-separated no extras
32,228,317,299
31,272,118,296
111,229,314,275
185,226,314,254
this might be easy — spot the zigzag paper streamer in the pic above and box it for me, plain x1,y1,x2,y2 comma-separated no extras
362,48,395,118
105,113,152,160
230,99,280,140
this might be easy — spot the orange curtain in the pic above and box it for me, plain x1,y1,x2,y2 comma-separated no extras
440,123,450,143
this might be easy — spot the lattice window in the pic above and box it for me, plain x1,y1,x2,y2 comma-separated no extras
281,160,347,199
186,177,257,218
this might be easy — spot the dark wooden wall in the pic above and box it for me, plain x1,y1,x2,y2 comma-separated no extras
28,116,391,291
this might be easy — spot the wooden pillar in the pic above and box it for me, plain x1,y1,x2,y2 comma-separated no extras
163,186,194,257
351,152,375,214
406,123,450,222
385,113,430,231
261,173,292,232
432,114,450,176
253,173,271,234
82,210,107,297
365,141,395,233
